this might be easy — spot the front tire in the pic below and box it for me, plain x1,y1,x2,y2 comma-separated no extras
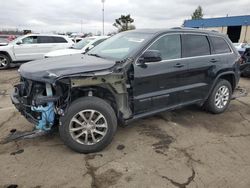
204,79,232,114
59,97,117,153
0,54,11,70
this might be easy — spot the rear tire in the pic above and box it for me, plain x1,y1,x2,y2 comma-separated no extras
0,54,11,70
59,96,117,153
204,79,232,114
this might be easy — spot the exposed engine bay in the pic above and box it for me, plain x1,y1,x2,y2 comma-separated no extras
12,78,61,130
10,60,133,138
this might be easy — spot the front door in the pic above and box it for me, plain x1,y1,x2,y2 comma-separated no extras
133,34,188,114
13,36,40,61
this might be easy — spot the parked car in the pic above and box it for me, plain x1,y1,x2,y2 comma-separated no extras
44,36,109,58
7,35,17,42
70,37,83,43
0,38,8,46
233,43,250,76
240,47,250,76
233,42,247,55
11,28,241,153
0,34,73,69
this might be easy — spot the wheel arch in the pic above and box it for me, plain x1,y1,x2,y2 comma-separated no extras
205,72,237,102
0,50,13,62
71,85,117,111
0,51,12,62
70,84,132,122
219,73,236,91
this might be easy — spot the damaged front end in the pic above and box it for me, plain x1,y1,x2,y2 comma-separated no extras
11,78,59,131
10,57,133,141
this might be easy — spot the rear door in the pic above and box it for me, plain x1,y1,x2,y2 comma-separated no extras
53,36,72,49
37,36,58,57
133,34,189,114
209,35,234,68
37,36,70,57
180,34,214,103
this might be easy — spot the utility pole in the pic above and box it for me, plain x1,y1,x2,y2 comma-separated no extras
81,19,83,33
102,0,105,35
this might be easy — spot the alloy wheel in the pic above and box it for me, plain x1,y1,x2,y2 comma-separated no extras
69,109,108,145
214,85,230,109
0,55,8,68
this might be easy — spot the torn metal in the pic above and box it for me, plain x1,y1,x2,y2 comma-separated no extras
11,55,134,133
231,86,248,100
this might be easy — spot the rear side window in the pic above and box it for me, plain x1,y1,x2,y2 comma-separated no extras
53,37,67,43
148,34,181,60
182,34,210,57
38,36,54,43
210,36,231,54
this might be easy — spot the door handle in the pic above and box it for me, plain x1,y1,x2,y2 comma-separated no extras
210,59,218,63
174,63,184,68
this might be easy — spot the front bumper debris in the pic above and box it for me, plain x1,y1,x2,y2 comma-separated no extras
1,129,50,144
232,86,248,100
11,82,56,131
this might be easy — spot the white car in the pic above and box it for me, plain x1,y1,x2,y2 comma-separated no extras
0,34,73,69
0,38,8,46
233,43,247,52
44,36,109,58
70,37,83,43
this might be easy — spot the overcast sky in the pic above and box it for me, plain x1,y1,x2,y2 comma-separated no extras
0,0,249,34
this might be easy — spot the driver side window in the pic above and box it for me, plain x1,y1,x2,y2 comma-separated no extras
148,34,181,60
22,36,38,44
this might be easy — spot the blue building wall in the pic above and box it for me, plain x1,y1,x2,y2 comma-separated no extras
184,15,250,28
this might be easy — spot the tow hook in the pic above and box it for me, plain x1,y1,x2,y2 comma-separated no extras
231,86,248,100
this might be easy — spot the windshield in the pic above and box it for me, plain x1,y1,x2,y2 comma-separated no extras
88,32,153,60
73,38,95,49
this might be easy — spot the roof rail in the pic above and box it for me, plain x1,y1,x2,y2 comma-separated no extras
171,27,197,30
199,28,219,32
171,27,183,29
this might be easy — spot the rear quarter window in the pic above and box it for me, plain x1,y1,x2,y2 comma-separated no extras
53,37,67,43
210,36,231,54
182,34,210,57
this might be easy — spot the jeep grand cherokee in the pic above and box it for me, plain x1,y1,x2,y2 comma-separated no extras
11,28,241,153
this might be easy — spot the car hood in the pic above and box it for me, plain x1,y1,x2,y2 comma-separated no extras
19,54,116,83
0,43,8,46
0,43,11,49
45,48,83,57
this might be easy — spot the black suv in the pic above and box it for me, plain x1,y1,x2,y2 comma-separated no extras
11,28,241,153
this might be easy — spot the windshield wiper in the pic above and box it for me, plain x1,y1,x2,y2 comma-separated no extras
88,53,102,58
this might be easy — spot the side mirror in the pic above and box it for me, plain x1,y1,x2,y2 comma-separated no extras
139,50,162,63
16,41,22,45
85,44,94,52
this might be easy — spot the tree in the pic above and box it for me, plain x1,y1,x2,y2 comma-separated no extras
191,6,204,20
113,14,136,32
